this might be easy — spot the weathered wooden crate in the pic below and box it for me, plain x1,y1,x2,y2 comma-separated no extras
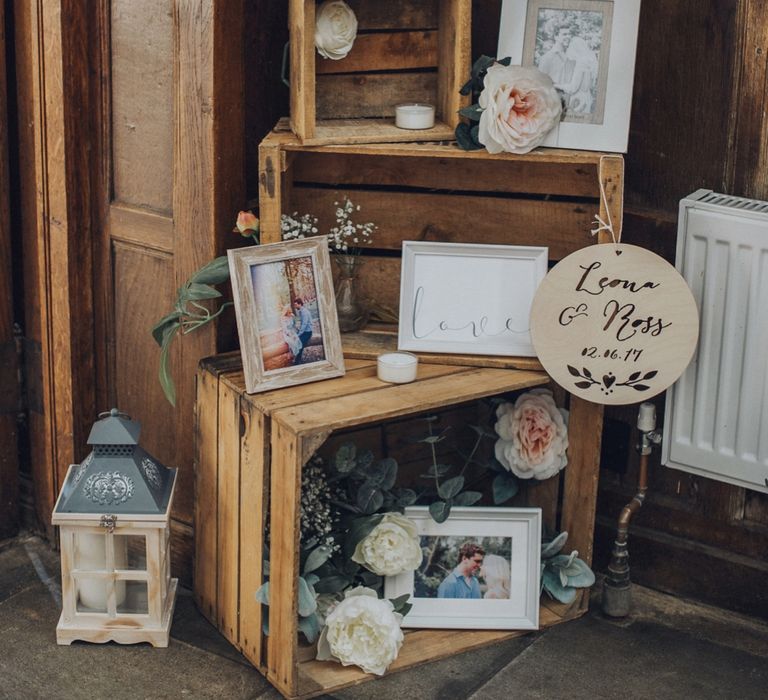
258,123,625,361
289,0,471,145
195,352,605,699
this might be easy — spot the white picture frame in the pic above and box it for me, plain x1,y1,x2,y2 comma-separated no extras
397,241,548,357
498,0,641,152
384,507,541,630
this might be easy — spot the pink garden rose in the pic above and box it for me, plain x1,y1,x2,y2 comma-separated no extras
478,64,562,154
494,388,569,480
235,210,259,236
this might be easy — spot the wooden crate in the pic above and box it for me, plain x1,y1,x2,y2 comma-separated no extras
288,0,471,145
195,352,605,699
258,122,624,361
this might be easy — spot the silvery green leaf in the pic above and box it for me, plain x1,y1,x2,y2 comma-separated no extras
492,473,519,504
254,581,270,605
453,491,482,506
429,500,451,523
542,569,577,604
344,514,384,558
184,282,222,301
313,575,352,594
397,489,418,507
438,476,464,500
378,458,398,490
190,255,231,285
298,613,321,644
563,559,595,588
304,573,320,587
357,483,384,514
297,577,318,617
334,443,357,473
419,435,446,445
356,449,375,471
541,531,569,559
303,545,332,575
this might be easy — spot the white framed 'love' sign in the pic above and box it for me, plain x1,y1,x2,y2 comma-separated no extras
530,243,699,405
398,241,548,357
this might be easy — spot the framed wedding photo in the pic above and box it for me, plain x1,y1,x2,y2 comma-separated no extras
384,507,542,630
228,238,345,394
397,241,548,357
497,0,641,152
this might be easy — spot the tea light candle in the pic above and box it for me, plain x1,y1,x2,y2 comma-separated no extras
395,103,435,130
377,352,418,383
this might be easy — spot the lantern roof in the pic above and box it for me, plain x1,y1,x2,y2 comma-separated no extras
53,409,176,518
87,408,141,445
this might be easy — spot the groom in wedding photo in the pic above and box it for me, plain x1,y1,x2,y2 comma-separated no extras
437,542,485,599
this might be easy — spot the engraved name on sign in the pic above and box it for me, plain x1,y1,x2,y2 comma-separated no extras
530,244,699,405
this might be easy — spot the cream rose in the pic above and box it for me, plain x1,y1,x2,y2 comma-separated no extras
351,513,423,576
477,64,562,154
316,587,404,675
315,0,358,60
494,388,569,480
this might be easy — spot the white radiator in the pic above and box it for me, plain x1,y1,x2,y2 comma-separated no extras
663,190,768,494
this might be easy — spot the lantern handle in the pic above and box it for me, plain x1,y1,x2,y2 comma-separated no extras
98,408,131,421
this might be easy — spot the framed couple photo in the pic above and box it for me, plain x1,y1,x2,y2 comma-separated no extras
228,238,345,394
498,0,642,152
384,507,542,630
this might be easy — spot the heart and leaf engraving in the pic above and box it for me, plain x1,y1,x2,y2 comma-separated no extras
567,365,658,395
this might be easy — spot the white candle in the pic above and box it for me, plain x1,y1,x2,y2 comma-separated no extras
377,352,418,383
76,532,127,610
395,103,435,130
637,402,656,432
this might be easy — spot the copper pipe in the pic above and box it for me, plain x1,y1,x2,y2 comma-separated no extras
602,404,661,618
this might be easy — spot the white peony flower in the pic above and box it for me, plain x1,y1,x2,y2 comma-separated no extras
315,0,358,61
477,64,562,154
494,388,569,480
351,513,423,576
316,587,404,675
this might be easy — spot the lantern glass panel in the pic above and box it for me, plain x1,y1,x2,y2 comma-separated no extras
114,534,147,570
74,532,107,572
117,580,149,615
75,578,120,613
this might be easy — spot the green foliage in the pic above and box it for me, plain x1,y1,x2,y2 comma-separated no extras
151,255,234,406
540,531,596,604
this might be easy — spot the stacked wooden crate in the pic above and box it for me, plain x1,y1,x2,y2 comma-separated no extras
195,2,626,697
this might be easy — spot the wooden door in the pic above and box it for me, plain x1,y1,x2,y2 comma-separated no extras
102,0,244,577
13,1,244,577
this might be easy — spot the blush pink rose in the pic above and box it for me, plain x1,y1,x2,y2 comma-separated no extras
494,389,569,480
478,64,562,154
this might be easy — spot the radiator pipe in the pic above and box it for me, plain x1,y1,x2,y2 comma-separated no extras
601,402,662,618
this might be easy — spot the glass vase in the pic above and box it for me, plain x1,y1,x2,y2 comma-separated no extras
334,255,369,333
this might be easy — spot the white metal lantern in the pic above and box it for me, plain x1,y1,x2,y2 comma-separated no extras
52,409,178,646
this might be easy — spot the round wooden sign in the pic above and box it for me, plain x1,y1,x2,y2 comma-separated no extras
530,243,699,405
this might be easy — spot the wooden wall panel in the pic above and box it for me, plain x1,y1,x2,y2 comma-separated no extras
111,0,174,213
113,243,178,470
0,2,19,538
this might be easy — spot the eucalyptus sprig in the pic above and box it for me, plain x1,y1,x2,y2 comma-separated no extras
151,256,233,406
151,212,259,406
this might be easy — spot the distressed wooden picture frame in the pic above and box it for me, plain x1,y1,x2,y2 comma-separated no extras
228,239,345,393
384,506,542,630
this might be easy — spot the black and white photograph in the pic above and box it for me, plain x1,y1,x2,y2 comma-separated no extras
498,0,641,151
384,507,541,630
525,1,613,125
